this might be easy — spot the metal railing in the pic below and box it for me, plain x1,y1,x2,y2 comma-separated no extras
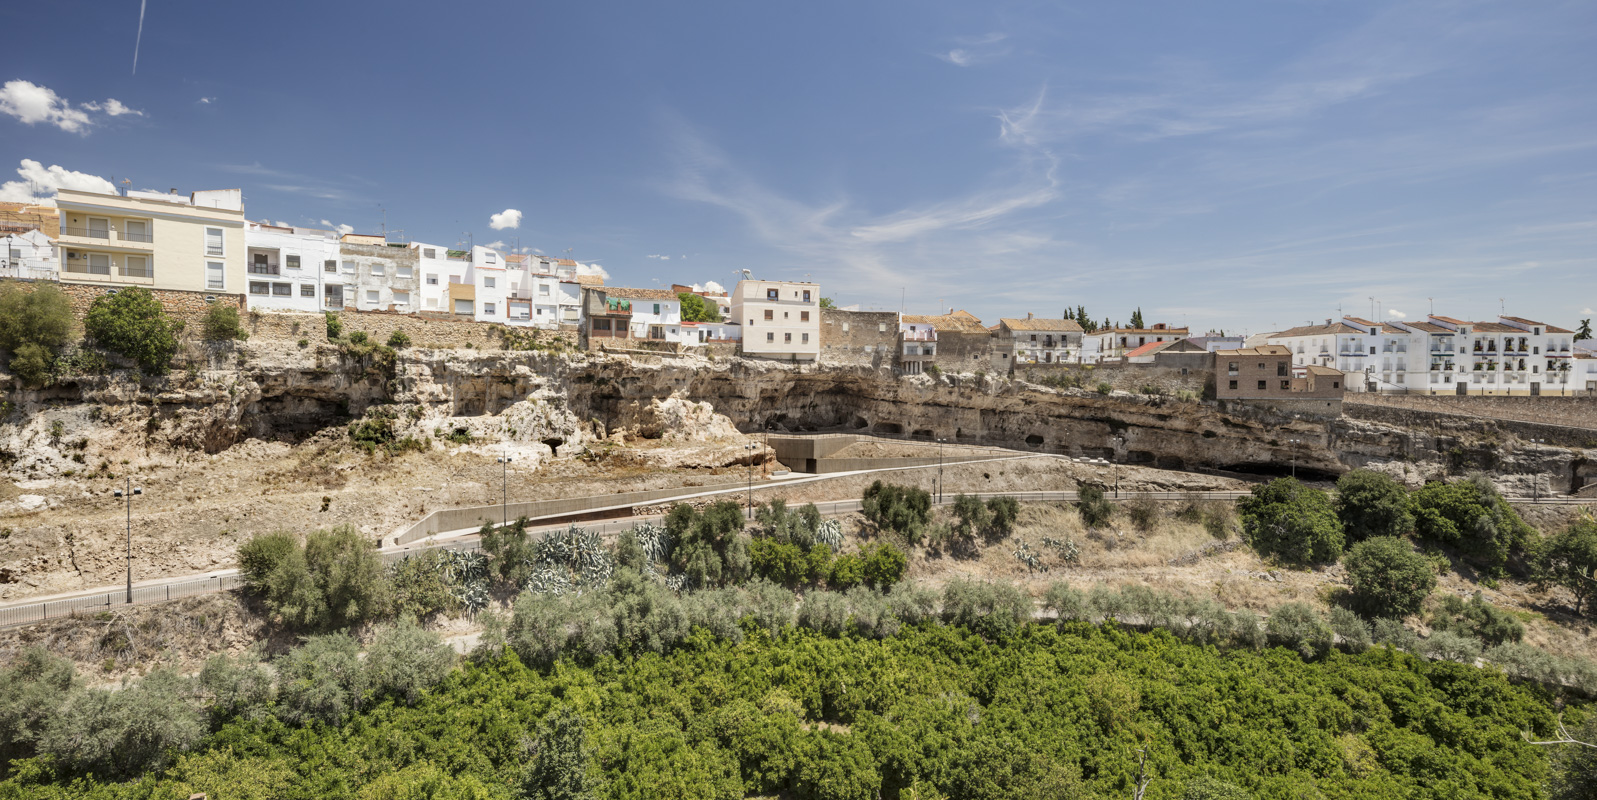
61,226,109,239
121,231,154,243
0,573,244,629
248,264,281,275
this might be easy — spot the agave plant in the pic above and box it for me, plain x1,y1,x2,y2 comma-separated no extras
523,562,575,596
814,519,844,551
455,579,491,613
633,523,673,564
664,573,691,593
442,549,490,584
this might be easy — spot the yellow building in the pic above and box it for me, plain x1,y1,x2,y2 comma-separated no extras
54,188,246,294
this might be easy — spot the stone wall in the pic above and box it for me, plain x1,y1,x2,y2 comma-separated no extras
1345,393,1597,431
819,309,899,367
931,330,995,373
1221,397,1344,421
43,281,245,329
242,308,576,351
1017,363,1206,396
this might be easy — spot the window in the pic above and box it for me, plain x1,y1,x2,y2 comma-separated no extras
426,274,438,285
1278,362,1288,376
249,282,270,295
803,290,811,302
423,248,436,259
653,303,661,315
484,302,496,315
370,264,384,277
766,332,775,342
1257,380,1267,390
485,252,497,264
1227,361,1238,374
207,261,225,289
396,266,412,279
878,323,887,333
539,284,550,295
325,260,337,273
1030,334,1037,342
272,283,292,296
784,311,789,319
484,276,495,288
767,288,779,300
594,319,611,331
1228,380,1238,390
301,284,315,297
764,309,774,321
842,322,850,332
784,332,792,343
364,290,380,304
1369,346,1376,355
1280,380,1289,390
801,333,809,344
286,255,301,270
123,255,150,278
1332,381,1340,389
393,291,410,305
342,261,354,272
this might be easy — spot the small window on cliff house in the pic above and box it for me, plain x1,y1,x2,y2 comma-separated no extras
842,322,850,332
1257,380,1266,390
764,309,774,321
301,284,315,297
1333,381,1340,389
878,323,886,333
801,311,809,322
1229,380,1237,390
1280,380,1289,390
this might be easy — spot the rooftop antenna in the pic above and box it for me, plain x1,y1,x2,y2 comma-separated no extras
1369,296,1375,320
1500,297,1505,316
1428,297,1434,315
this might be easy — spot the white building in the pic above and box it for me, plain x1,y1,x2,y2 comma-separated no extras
731,279,820,361
1269,314,1579,395
605,287,691,343
0,230,57,280
243,222,343,312
1081,324,1189,363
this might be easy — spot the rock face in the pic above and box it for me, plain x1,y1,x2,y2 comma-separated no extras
2,344,1589,493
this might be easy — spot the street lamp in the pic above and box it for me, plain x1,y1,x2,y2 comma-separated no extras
1289,438,1301,480
745,442,757,514
1111,436,1124,498
113,479,142,604
496,449,513,525
1529,438,1544,502
937,438,947,503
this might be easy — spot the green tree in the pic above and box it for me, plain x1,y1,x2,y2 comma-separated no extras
520,706,598,800
201,302,247,341
1411,476,1532,575
861,481,932,540
39,667,206,777
365,615,456,706
1576,319,1592,342
1076,485,1114,529
1182,776,1253,799
1549,713,1597,800
677,292,722,322
1343,536,1435,618
667,501,751,588
986,495,1021,537
275,633,368,727
197,652,275,727
1129,308,1144,329
0,282,73,353
237,526,391,630
1429,592,1524,646
1237,478,1344,565
386,329,412,348
1334,469,1414,541
325,311,343,341
861,542,907,589
83,286,179,372
819,297,836,309
1535,518,1597,614
0,646,76,764
950,494,990,538
7,342,53,387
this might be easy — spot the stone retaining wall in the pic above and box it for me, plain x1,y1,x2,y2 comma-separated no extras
241,308,576,351
1345,393,1597,431
44,281,245,330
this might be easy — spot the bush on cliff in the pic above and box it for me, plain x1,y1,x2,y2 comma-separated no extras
83,287,179,373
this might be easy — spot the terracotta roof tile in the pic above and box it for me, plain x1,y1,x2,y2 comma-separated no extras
605,286,679,300
1000,317,1085,333
1270,323,1362,338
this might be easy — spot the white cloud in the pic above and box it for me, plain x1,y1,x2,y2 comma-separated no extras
576,262,610,281
937,33,1008,68
533,248,544,254
1584,308,1594,315
646,253,671,260
197,97,215,104
0,159,114,204
1385,309,1406,319
692,280,726,294
489,208,522,230
0,81,143,133
484,240,507,250
273,220,292,228
319,219,355,235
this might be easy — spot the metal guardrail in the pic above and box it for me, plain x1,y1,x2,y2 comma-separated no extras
0,573,244,629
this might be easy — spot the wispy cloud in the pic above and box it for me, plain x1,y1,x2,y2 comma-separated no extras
133,0,147,75
937,33,1009,68
1386,309,1407,319
0,81,144,133
484,240,507,250
646,253,671,260
197,97,215,104
319,219,355,235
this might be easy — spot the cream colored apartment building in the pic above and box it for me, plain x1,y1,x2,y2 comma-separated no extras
55,188,246,295
731,279,820,361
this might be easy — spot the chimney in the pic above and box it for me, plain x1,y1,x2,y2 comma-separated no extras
1325,318,1332,326
1027,312,1034,320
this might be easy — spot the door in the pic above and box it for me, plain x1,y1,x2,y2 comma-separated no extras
123,219,148,243
1456,381,1467,396
86,217,109,239
124,255,149,278
1531,382,1541,397
88,253,111,275
325,284,343,309
252,253,270,274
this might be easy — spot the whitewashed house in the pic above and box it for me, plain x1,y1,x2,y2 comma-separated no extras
243,222,342,312
0,230,57,280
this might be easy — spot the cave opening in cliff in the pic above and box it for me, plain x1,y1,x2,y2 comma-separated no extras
543,437,564,455
873,422,903,435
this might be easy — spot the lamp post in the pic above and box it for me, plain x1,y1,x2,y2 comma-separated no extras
937,438,947,503
1289,438,1301,480
113,479,141,604
745,442,757,514
1111,436,1124,498
1529,438,1544,502
496,449,513,525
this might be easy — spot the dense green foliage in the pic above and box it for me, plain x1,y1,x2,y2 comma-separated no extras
951,494,1021,540
1334,470,1414,541
677,292,722,322
201,302,247,341
1548,712,1597,800
387,329,412,348
324,311,343,340
1076,485,1114,528
1238,478,1345,565
1343,536,1436,618
1535,518,1597,615
666,501,751,589
82,287,179,373
861,481,932,540
4,613,1571,799
1411,476,1533,575
0,283,74,386
236,525,392,629
1430,593,1525,647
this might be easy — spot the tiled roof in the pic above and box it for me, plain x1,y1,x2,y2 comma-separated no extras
1430,316,1469,325
1000,317,1084,333
574,274,605,287
1091,327,1190,336
605,287,679,300
1470,322,1518,332
1305,365,1343,376
901,312,990,334
1547,325,1573,334
1124,341,1172,358
1500,316,1545,326
1344,316,1377,326
1271,323,1362,338
1404,322,1449,333
1216,345,1292,357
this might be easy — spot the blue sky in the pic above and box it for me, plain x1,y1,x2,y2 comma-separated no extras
2,0,1594,334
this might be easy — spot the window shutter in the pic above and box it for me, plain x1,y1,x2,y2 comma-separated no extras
206,228,223,255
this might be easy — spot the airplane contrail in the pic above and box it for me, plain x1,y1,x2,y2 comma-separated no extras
132,0,146,75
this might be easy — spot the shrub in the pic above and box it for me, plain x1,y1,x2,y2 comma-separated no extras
201,302,248,341
828,552,865,589
1334,470,1413,541
1181,776,1253,800
40,669,205,777
1076,485,1113,529
1043,581,1088,623
388,550,458,618
0,282,73,354
0,646,76,763
348,330,369,345
1549,713,1597,800
796,590,850,636
1535,518,1597,615
986,495,1020,537
519,706,599,800
83,286,179,373
365,616,455,706
8,342,53,387
1422,630,1483,664
941,580,1031,640
325,312,343,341
1343,536,1435,618
1265,602,1332,659
666,501,751,589
1429,593,1524,646
197,652,275,727
861,481,933,541
950,494,989,538
750,538,816,586
481,518,538,588
386,330,412,348
1095,381,1112,395
1237,478,1344,565
1411,476,1532,575
238,525,392,630
275,633,369,727
1125,496,1158,532
1328,606,1372,653
1371,618,1419,651
861,542,907,589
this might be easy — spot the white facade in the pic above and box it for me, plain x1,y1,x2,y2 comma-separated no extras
688,321,741,343
731,279,821,360
413,242,455,312
1081,325,1189,363
607,289,692,343
243,223,342,312
0,230,57,280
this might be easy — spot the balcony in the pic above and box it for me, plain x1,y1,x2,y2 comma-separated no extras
901,329,936,342
248,263,281,276
58,227,154,251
